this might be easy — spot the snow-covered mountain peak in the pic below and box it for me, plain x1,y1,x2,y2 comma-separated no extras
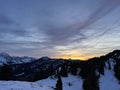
0,52,36,65
0,52,10,57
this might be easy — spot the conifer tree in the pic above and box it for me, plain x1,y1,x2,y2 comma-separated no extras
83,70,99,90
60,65,68,77
0,64,13,80
55,70,63,90
114,60,120,82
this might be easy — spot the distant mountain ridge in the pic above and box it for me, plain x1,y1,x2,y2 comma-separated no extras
0,50,120,65
0,52,36,65
0,51,120,77
0,50,120,90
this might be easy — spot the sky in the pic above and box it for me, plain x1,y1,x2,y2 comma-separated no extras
0,0,120,60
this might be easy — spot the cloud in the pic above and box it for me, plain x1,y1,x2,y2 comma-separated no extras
64,0,120,42
0,0,120,58
0,13,14,25
0,13,27,37
80,0,120,28
36,0,120,47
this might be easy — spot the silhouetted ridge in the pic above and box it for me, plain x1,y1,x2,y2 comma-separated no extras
0,50,120,90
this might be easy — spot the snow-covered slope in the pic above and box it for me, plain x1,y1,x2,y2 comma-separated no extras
37,74,83,90
0,81,51,90
0,71,120,90
0,52,36,65
100,69,120,90
0,70,119,90
0,50,120,90
0,74,83,90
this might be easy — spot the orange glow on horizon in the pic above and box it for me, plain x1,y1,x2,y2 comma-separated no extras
51,54,100,61
52,55,90,60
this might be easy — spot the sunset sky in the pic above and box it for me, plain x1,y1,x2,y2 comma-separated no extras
0,0,120,60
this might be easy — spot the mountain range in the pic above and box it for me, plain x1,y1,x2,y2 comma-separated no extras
0,52,36,65
0,50,120,90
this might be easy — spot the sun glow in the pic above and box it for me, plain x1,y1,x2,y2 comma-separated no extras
52,50,92,60
52,55,88,60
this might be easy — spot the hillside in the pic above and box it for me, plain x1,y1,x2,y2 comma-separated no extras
0,50,120,90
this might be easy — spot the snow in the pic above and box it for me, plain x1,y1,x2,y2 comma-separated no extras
0,52,10,65
0,57,7,65
0,52,36,65
37,74,83,90
0,74,83,90
100,69,120,90
105,58,116,70
0,70,120,90
12,56,36,64
62,75,83,90
0,81,52,90
0,52,9,57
